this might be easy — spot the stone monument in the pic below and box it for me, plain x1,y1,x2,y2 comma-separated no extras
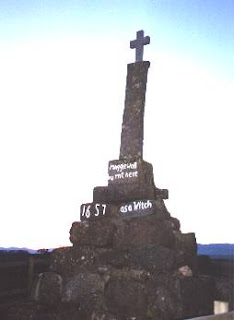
5,30,215,320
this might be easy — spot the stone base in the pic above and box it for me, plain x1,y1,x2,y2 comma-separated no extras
4,272,213,320
45,211,212,319
5,179,213,319
3,211,214,320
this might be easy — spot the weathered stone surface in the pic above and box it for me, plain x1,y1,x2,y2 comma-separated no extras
62,273,105,317
147,281,182,320
50,246,97,275
113,215,175,249
70,212,178,250
62,273,104,302
96,248,129,269
119,61,150,160
164,215,180,231
105,278,148,318
33,272,62,306
33,213,213,320
70,219,117,247
50,247,129,275
147,274,214,320
129,245,177,273
94,183,150,204
93,184,168,203
106,268,150,284
173,232,198,272
176,265,193,277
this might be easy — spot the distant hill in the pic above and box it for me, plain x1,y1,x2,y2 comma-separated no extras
1,244,234,260
0,247,48,254
197,243,234,260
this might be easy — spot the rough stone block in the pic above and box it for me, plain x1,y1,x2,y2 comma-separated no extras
173,232,198,272
96,248,129,269
147,274,214,320
50,246,97,275
113,215,175,249
62,273,105,317
93,183,156,204
62,273,104,302
70,219,117,248
129,245,177,273
147,278,182,320
33,272,62,306
105,278,147,318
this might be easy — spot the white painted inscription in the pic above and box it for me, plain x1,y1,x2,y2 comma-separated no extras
80,200,155,220
119,200,154,218
82,204,91,218
95,203,106,216
81,203,106,219
109,162,137,172
120,200,152,213
109,161,138,182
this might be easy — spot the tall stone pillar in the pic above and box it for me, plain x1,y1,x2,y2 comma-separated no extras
120,61,150,160
92,31,167,203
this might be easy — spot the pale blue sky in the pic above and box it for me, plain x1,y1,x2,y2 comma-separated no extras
0,1,233,248
1,0,233,74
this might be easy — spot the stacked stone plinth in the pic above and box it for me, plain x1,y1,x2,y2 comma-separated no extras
27,157,214,319
29,189,214,320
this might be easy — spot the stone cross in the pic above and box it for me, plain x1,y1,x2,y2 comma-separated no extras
130,30,150,62
119,31,150,160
